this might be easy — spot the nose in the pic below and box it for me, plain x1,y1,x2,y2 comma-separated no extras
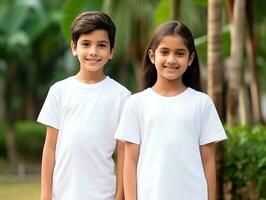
89,46,98,57
167,54,176,65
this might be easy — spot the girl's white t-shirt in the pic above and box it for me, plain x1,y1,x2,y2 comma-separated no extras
115,87,227,200
37,76,130,200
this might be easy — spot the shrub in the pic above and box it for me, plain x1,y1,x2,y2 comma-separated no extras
224,125,266,199
15,121,46,161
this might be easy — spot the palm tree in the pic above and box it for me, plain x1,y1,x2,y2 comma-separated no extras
245,0,264,124
171,0,181,20
207,0,225,199
226,0,246,126
0,0,36,165
226,0,264,125
207,0,224,117
0,0,66,165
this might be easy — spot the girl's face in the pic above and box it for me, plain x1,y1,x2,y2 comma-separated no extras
71,30,113,74
149,35,194,83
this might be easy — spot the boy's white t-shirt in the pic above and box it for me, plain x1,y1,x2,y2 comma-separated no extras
115,87,227,200
37,76,130,200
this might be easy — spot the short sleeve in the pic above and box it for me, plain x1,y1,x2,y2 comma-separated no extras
115,97,141,145
37,85,60,129
199,97,227,145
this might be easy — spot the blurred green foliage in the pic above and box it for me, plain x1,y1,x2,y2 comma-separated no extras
0,121,45,161
224,125,266,198
61,0,103,43
154,0,171,25
15,121,46,161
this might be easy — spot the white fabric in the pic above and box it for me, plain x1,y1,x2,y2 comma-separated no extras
115,87,227,200
37,76,130,200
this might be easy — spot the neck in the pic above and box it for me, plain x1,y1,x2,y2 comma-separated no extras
75,70,106,84
152,78,186,97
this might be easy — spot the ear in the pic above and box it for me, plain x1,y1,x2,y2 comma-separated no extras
188,52,195,66
148,49,155,64
109,47,115,59
71,41,77,56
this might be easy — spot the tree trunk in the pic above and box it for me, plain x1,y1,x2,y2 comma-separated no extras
239,85,251,125
207,0,224,116
171,0,181,20
207,0,224,199
225,0,234,22
4,61,18,166
26,62,37,119
129,14,150,91
5,125,17,166
226,0,250,125
117,62,129,87
245,0,264,124
0,78,4,119
133,61,143,91
227,0,246,126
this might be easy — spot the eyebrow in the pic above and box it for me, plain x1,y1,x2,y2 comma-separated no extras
80,40,109,44
159,47,187,51
97,40,109,44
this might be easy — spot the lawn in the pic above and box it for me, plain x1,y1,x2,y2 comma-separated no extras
0,181,40,200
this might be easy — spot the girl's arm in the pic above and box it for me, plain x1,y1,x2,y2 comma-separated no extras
115,141,125,200
200,142,216,200
41,126,58,200
124,142,140,200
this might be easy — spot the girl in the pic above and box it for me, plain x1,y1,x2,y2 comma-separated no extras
115,21,227,200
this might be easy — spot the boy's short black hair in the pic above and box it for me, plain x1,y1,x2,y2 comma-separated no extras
71,11,116,49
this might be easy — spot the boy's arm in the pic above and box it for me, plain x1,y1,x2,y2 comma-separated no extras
124,142,139,200
200,142,216,200
41,126,58,200
115,141,125,200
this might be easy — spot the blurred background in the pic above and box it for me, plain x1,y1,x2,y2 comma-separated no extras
0,0,266,199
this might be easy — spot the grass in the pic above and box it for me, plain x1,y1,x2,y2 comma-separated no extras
0,180,40,200
0,158,41,199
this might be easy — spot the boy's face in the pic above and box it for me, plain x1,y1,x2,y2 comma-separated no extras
71,30,114,74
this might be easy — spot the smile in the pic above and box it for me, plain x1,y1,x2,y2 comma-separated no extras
163,66,179,70
86,58,101,63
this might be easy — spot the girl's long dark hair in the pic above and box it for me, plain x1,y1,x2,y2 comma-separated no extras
142,21,201,91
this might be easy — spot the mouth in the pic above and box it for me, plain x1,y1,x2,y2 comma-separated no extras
86,58,101,63
163,66,180,71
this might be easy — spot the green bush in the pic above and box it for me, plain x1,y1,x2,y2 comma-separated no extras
224,125,266,199
15,121,46,161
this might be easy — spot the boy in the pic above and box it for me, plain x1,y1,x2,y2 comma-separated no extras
38,11,130,200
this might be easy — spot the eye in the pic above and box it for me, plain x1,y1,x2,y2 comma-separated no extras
98,43,107,48
82,42,90,47
159,49,169,56
176,51,186,57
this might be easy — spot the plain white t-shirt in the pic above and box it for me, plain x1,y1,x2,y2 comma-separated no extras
37,76,130,200
115,87,227,200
